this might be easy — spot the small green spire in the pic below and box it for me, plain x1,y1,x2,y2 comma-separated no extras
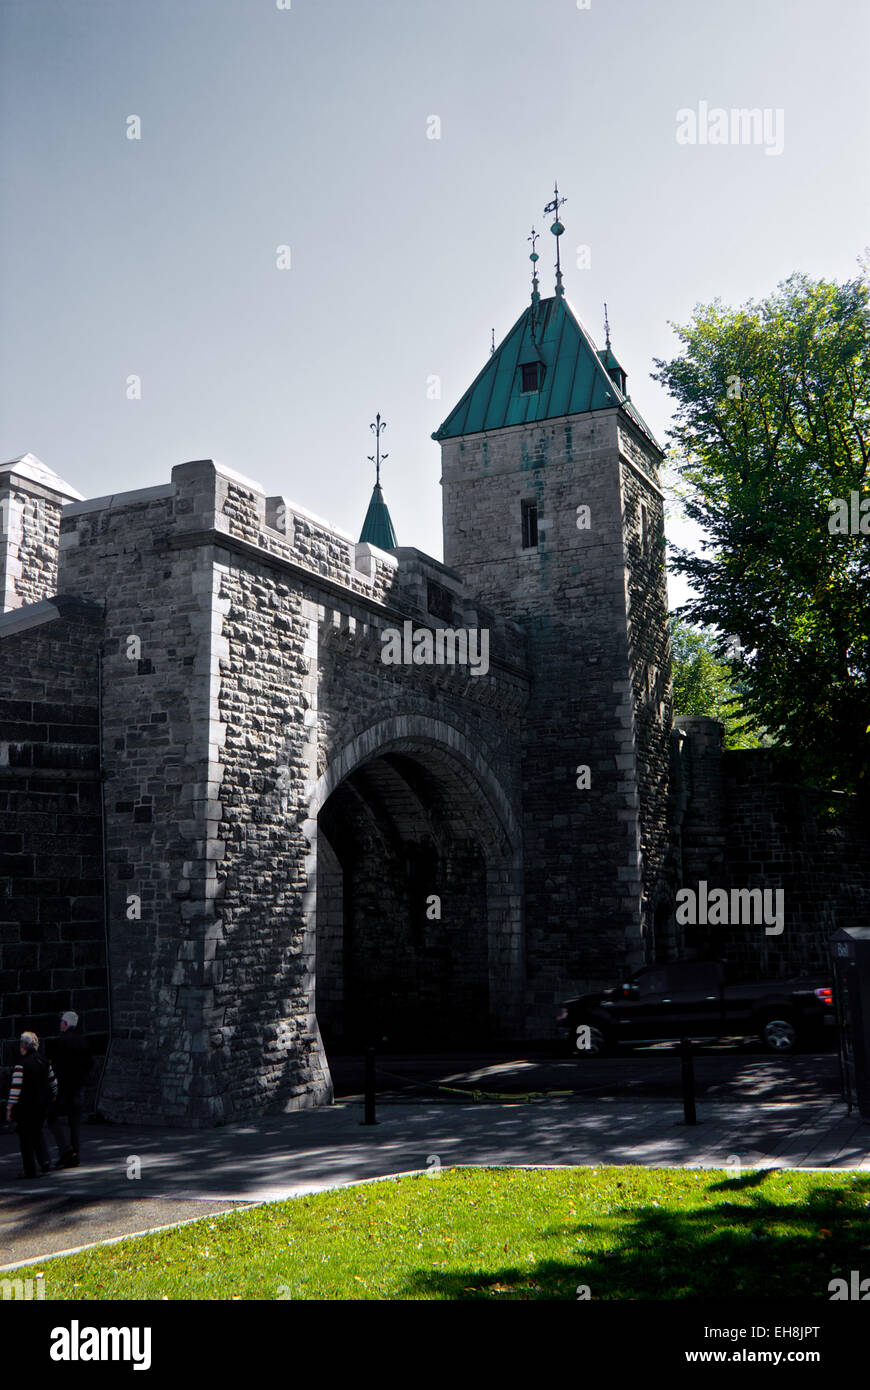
359,413,397,549
359,482,398,549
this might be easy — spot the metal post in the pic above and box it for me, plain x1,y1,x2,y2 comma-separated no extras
680,1036,697,1125
362,1046,377,1126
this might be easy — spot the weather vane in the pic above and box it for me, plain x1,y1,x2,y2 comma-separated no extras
368,413,388,487
544,182,567,297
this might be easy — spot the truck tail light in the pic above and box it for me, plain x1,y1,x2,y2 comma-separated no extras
815,987,833,1006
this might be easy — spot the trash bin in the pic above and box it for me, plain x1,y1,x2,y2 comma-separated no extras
829,927,870,1122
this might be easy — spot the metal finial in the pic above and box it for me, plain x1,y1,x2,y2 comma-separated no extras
367,413,388,487
490,328,495,355
544,182,567,297
528,225,541,293
604,302,611,349
528,224,542,339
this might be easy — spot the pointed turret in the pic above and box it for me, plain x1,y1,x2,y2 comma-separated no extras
358,412,397,549
433,293,657,448
433,211,657,448
598,303,628,395
359,481,397,549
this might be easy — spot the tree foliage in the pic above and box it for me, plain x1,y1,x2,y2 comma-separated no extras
669,617,763,749
654,270,870,795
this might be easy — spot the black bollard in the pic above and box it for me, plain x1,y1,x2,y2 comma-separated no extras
680,1036,697,1125
362,1046,377,1126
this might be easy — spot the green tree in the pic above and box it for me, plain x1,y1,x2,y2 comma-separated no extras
655,269,870,796
669,617,762,749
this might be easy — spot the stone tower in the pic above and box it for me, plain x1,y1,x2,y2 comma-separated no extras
434,258,673,1024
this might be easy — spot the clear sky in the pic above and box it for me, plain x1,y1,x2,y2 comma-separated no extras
2,0,868,608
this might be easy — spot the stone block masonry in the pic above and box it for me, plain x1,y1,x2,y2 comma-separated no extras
0,598,108,1099
46,459,528,1123
1,432,857,1123
440,408,673,1030
673,718,870,979
0,456,84,612
2,271,861,1126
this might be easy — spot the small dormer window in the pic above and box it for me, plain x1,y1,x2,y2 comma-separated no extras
520,362,543,394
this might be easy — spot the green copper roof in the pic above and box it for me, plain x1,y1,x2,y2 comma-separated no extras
432,295,661,452
359,482,397,550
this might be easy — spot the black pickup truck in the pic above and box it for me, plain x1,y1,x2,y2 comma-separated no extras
556,959,835,1055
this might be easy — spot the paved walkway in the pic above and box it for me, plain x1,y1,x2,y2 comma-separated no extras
1,1095,868,1268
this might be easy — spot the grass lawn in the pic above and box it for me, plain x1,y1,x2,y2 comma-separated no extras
18,1166,870,1301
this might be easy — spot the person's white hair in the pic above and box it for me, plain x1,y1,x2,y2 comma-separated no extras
61,1011,79,1029
19,1032,39,1052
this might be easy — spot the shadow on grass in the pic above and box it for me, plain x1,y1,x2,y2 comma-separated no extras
708,1168,781,1191
400,1178,870,1301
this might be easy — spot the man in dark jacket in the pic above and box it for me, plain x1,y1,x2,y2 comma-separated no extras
5,1032,57,1179
47,1011,92,1169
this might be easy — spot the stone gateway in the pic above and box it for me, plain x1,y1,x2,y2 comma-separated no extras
3,270,859,1125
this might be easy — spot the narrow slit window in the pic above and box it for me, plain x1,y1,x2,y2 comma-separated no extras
640,504,650,556
521,499,538,549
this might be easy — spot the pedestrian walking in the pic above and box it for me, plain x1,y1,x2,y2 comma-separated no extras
47,1011,92,1169
5,1032,57,1180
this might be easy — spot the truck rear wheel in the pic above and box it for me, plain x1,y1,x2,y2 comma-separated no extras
759,1013,798,1054
572,1021,611,1057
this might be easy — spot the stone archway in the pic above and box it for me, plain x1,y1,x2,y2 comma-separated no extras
305,717,524,1050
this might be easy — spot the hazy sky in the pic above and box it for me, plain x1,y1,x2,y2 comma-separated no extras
2,0,868,608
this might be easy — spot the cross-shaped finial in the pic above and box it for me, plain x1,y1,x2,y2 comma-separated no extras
368,413,388,487
528,226,540,260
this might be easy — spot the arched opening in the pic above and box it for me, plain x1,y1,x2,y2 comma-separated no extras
308,720,523,1053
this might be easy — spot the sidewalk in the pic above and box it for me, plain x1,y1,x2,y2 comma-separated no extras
1,1095,868,1268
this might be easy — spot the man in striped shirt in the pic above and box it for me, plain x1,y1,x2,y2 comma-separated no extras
5,1032,58,1180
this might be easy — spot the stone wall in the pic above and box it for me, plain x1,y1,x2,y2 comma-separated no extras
0,598,108,1095
675,717,870,978
618,424,674,956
